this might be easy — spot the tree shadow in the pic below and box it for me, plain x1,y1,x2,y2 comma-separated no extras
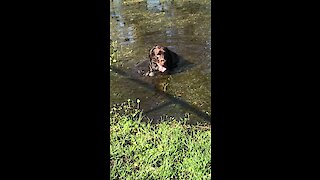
110,64,211,124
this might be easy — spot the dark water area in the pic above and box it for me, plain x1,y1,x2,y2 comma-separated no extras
110,0,211,124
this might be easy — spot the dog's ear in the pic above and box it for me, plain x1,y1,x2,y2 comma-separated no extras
149,47,155,59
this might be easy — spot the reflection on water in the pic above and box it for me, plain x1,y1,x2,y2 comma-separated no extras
110,0,211,124
147,0,163,12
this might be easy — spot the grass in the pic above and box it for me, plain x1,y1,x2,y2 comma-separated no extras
110,40,118,66
110,99,211,179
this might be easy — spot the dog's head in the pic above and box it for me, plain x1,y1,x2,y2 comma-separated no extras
149,45,167,67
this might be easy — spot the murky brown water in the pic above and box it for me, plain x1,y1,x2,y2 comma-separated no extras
110,0,211,124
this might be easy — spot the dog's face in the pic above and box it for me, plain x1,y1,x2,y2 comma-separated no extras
150,45,167,67
153,46,167,66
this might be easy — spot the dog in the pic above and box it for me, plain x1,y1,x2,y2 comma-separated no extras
147,45,179,76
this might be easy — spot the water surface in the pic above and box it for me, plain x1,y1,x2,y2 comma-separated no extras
110,0,211,124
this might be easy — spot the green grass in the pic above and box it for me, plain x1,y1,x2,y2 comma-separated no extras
110,99,211,179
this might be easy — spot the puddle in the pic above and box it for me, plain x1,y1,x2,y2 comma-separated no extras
110,0,211,124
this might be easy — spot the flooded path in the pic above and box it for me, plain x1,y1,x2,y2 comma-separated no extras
110,0,211,124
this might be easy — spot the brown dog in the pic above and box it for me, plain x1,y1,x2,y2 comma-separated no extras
147,45,179,76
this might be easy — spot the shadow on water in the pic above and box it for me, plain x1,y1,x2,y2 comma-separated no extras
110,0,211,124
111,66,211,123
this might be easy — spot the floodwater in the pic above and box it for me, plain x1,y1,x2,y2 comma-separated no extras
110,0,211,124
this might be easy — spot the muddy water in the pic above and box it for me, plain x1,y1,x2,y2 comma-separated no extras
110,0,211,124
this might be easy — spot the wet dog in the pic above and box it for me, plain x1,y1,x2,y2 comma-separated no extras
146,45,179,76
